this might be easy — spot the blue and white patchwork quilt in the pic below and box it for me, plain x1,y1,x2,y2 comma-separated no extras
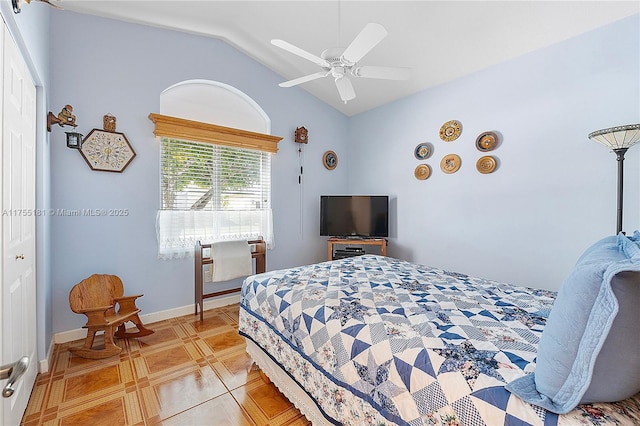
238,255,640,425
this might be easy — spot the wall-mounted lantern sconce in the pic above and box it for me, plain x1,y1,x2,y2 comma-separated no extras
65,131,83,149
48,104,83,149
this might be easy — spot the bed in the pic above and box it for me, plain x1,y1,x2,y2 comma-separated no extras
238,254,640,425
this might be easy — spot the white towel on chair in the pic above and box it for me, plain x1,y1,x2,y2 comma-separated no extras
209,240,252,282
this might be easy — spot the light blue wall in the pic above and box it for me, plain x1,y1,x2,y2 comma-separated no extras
47,11,639,336
1,3,52,364
49,11,349,333
348,14,640,290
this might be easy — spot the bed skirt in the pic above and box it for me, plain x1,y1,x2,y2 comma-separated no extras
244,338,331,425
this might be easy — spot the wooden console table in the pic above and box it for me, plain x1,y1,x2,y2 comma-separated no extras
195,239,266,321
327,238,387,261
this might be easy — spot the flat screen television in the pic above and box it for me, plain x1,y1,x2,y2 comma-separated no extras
320,195,389,238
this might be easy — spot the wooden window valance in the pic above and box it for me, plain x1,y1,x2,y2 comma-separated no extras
148,113,282,153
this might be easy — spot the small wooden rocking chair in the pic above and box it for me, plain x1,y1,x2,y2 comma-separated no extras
68,274,154,359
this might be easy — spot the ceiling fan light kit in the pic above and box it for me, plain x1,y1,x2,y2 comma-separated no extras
272,23,410,104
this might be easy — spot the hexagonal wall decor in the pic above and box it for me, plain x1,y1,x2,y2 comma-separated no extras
80,129,136,172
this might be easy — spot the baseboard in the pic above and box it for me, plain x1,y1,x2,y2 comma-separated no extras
52,293,241,345
38,338,55,374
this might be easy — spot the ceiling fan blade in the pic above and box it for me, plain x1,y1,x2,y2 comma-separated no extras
271,39,330,67
354,66,411,80
335,76,356,103
279,71,330,88
341,23,388,64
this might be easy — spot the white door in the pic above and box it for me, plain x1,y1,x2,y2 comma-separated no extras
0,18,38,426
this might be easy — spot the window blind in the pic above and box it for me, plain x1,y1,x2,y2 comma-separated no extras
156,137,273,259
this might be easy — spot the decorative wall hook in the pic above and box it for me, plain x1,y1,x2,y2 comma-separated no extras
47,104,84,149
13,0,63,14
47,104,77,131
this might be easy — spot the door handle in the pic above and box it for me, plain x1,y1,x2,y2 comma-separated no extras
0,356,29,398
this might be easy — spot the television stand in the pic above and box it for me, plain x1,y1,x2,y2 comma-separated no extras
327,237,387,261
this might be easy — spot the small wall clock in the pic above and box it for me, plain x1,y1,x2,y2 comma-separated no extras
295,126,308,144
323,150,338,170
80,129,136,172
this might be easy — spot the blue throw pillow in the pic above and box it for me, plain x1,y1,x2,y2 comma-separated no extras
506,233,640,414
620,230,640,258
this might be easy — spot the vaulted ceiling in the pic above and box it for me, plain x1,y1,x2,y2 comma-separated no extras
58,1,639,116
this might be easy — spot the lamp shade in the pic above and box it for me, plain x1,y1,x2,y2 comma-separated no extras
588,124,640,150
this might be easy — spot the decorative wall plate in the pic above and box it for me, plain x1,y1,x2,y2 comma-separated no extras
476,131,498,151
80,129,136,172
323,150,338,170
414,164,431,180
476,155,497,174
439,120,462,142
414,142,433,160
440,154,461,174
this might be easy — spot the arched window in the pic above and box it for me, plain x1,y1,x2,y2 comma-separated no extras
150,81,281,259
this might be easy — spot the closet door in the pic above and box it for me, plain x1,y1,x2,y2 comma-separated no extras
0,18,37,426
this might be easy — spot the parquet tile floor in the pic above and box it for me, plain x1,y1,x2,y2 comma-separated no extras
21,303,311,426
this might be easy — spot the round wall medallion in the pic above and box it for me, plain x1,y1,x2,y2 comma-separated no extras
439,120,462,142
414,142,433,160
323,150,338,170
476,155,497,174
476,131,498,151
414,164,431,180
440,154,461,174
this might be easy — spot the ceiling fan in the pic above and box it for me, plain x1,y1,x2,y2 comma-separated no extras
271,23,410,104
